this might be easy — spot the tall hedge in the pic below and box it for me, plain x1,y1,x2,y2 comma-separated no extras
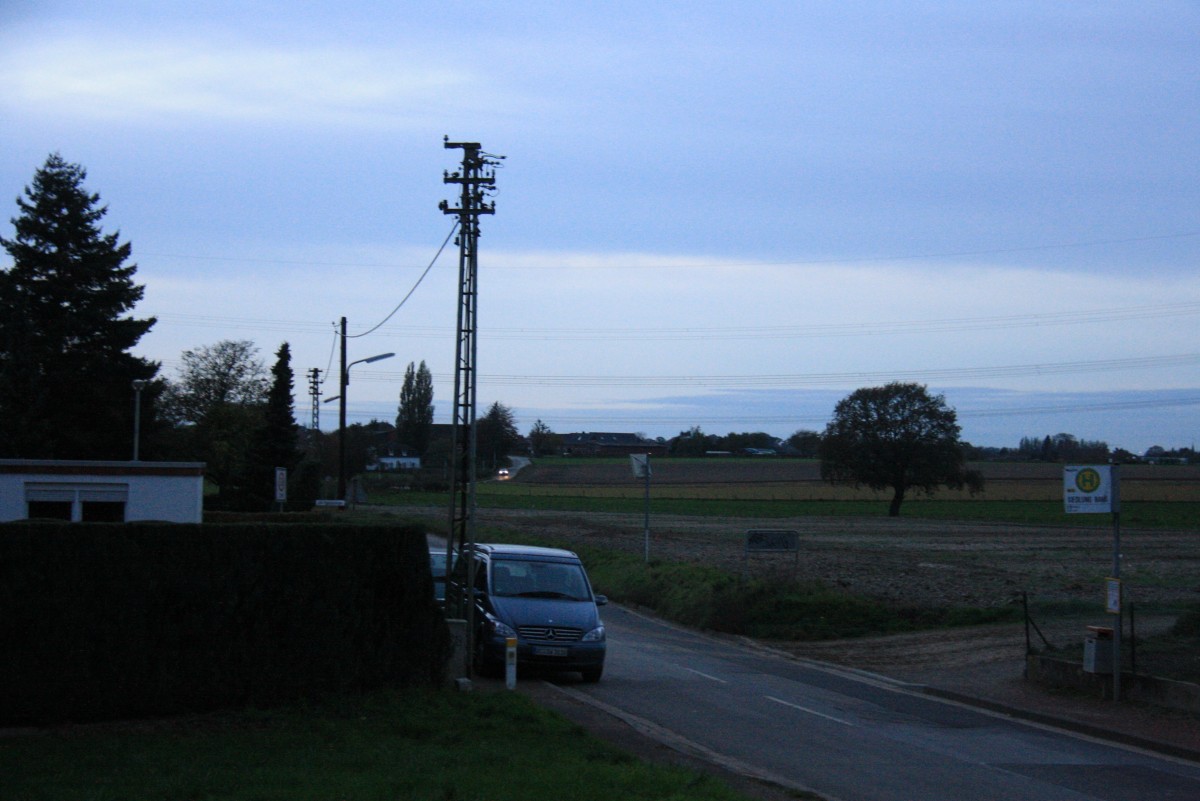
0,522,448,724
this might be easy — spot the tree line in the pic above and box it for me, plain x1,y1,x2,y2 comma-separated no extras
1,155,1177,518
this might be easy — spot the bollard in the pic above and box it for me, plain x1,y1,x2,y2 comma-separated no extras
505,636,518,689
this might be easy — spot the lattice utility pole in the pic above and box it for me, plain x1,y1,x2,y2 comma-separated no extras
440,137,502,617
307,368,322,432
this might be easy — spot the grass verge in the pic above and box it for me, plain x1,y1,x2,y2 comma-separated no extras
367,486,1200,530
0,688,758,801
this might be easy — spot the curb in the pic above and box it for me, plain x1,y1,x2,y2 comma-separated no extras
919,685,1200,764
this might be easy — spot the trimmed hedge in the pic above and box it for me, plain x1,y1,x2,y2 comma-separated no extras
0,522,448,724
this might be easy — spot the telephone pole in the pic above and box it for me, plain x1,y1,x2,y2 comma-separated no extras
440,137,502,617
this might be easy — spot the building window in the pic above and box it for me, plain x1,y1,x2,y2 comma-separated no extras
81,501,127,522
24,483,129,523
26,500,73,520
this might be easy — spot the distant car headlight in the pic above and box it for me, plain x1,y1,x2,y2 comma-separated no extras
582,625,605,642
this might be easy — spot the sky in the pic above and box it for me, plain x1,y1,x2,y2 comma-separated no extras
2,1,1198,453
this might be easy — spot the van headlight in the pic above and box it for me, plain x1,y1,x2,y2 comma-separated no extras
486,618,516,639
582,625,605,642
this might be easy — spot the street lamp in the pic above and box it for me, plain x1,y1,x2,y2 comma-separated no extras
131,379,147,461
337,350,394,502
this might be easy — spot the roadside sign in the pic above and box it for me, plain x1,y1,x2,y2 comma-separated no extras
745,529,800,553
1063,465,1116,514
274,467,288,503
744,529,800,579
630,454,651,478
1106,578,1122,615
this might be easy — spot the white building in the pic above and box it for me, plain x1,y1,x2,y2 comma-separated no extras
368,455,421,471
0,460,206,523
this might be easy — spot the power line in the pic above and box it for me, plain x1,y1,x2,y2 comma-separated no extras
346,221,459,339
137,229,1200,271
329,393,1200,432
148,300,1200,343
347,352,1200,389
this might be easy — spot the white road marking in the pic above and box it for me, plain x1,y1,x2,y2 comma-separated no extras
684,667,728,683
765,695,854,726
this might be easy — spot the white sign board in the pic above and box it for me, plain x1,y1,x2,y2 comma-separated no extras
630,454,651,479
274,467,288,503
1063,465,1114,514
1106,578,1122,615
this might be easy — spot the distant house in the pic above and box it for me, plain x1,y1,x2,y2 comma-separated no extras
0,460,205,523
369,455,421,471
561,432,668,457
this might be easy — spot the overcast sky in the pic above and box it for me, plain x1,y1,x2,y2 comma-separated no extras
2,2,1198,452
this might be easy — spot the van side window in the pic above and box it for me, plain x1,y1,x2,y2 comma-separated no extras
473,557,489,593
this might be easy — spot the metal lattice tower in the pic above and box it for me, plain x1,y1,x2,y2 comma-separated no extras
307,368,322,432
440,137,502,616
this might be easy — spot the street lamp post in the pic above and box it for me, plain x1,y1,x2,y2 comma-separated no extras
131,379,147,461
336,341,394,503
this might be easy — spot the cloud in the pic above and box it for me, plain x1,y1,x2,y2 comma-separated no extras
0,35,477,128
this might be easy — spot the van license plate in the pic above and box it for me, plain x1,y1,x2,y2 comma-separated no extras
532,646,568,657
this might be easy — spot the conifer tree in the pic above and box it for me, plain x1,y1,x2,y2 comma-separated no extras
249,342,300,507
0,154,157,458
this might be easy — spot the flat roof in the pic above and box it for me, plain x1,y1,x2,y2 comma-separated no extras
0,460,205,476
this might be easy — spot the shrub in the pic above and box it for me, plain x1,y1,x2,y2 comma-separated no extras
0,522,447,724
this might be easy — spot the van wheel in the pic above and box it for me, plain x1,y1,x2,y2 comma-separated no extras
581,666,603,683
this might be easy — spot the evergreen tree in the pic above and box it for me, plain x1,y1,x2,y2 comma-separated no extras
396,360,434,457
249,343,300,508
476,401,520,469
0,154,158,458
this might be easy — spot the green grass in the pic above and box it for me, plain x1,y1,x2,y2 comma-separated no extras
0,689,761,801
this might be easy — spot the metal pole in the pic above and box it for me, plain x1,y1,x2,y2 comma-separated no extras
644,454,651,563
131,380,146,461
1112,463,1122,702
338,316,348,502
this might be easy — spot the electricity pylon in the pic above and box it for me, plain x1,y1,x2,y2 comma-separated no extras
440,137,502,619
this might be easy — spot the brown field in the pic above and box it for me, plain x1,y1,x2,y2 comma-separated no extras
394,459,1200,679
465,505,1200,611
474,461,1200,610
504,459,1200,502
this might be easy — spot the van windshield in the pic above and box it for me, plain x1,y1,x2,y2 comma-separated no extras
491,559,591,601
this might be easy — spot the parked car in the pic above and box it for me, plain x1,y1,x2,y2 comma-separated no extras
450,543,607,682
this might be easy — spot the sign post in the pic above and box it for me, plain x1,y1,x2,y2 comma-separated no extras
274,467,288,512
1064,464,1122,700
630,454,652,563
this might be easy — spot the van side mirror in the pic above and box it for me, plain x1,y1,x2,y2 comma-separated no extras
594,594,608,606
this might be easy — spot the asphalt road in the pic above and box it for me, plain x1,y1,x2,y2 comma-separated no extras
555,604,1200,801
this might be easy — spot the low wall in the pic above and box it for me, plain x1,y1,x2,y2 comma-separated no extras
1028,655,1200,714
